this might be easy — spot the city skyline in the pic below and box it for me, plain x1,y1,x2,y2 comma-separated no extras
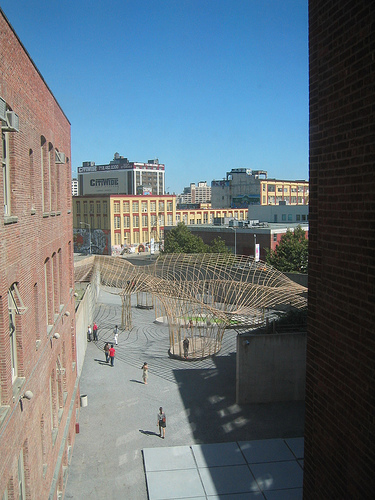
1,0,308,193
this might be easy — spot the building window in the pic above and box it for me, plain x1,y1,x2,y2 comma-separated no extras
167,201,173,211
158,201,164,212
167,214,173,225
150,201,156,212
2,131,11,216
103,202,107,215
268,184,275,192
142,215,148,227
123,215,130,228
114,216,120,229
302,214,306,221
282,214,286,221
18,448,26,500
141,201,147,212
8,285,19,382
296,214,301,221
132,201,139,212
96,202,101,214
123,201,130,212
288,214,292,221
273,234,277,242
76,201,80,215
83,201,88,215
114,202,120,213
133,215,139,228
89,202,94,214
134,231,140,243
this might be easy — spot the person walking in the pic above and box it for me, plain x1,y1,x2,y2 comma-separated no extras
93,322,98,341
104,342,110,363
157,407,166,438
87,325,92,342
109,344,115,367
141,362,148,384
183,337,189,359
114,325,118,345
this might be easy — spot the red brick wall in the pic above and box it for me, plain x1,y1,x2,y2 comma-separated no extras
0,10,78,500
305,1,375,498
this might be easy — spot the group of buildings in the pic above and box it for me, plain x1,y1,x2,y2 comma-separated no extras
73,159,309,256
1,2,374,499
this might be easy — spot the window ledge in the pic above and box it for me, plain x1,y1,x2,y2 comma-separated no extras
4,215,18,224
56,211,61,216
31,208,36,215
43,212,50,218
12,377,26,400
0,405,10,427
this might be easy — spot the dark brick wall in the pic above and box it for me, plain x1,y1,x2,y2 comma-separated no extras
305,1,375,498
0,10,78,500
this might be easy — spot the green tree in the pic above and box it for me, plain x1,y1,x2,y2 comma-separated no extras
208,236,230,254
163,223,209,253
266,225,308,273
162,223,230,254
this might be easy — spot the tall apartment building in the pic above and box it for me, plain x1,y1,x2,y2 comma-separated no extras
72,177,79,196
177,181,211,205
77,153,165,197
305,1,374,497
211,168,309,208
73,194,248,254
0,10,78,500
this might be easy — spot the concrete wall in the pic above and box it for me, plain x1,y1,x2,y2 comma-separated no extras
75,282,98,376
236,331,306,404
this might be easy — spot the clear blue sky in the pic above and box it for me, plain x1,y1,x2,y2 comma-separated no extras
1,0,308,193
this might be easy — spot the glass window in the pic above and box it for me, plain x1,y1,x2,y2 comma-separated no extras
167,201,173,211
158,201,164,212
132,201,139,212
142,215,148,227
288,214,292,221
113,202,120,213
133,215,139,228
123,215,130,228
150,201,156,212
123,201,130,212
96,202,101,214
103,202,107,214
282,214,286,221
114,216,120,228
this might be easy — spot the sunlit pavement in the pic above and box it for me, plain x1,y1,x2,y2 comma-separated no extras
65,289,304,499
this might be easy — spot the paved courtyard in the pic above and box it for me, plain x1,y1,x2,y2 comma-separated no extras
65,289,304,499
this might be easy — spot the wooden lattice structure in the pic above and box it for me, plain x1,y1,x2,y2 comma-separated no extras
75,254,307,359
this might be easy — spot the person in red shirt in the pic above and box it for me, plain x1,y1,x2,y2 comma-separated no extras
109,344,116,367
93,322,98,341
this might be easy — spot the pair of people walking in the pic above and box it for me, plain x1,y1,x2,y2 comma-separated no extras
104,342,115,366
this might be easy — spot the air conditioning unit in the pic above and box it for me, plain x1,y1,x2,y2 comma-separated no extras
55,151,66,164
4,111,19,132
0,97,6,122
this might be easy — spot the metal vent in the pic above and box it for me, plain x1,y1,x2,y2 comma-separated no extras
3,111,19,132
55,151,66,164
0,97,6,122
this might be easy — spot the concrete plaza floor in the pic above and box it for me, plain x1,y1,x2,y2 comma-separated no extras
64,289,305,499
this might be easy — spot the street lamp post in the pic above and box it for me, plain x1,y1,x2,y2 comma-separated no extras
80,222,91,255
229,227,237,256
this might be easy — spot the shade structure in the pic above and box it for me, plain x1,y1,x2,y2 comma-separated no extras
75,253,307,359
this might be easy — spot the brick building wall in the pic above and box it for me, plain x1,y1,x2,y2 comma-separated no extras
0,10,78,500
305,1,375,498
